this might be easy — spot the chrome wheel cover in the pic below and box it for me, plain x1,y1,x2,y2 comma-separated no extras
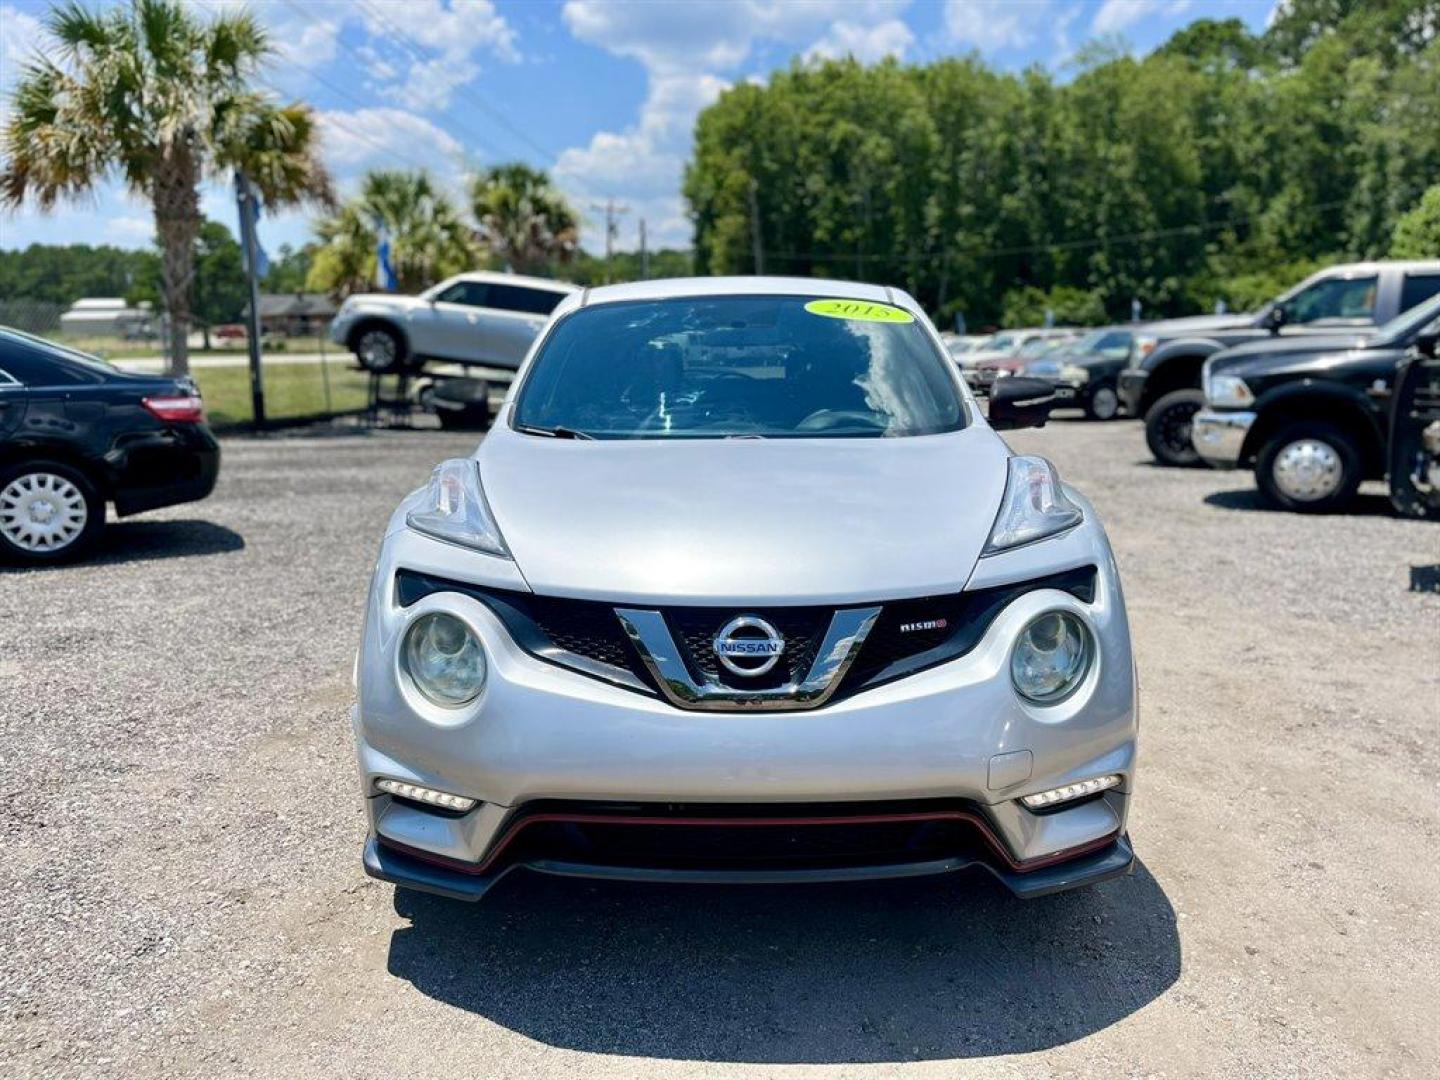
358,330,396,368
1091,386,1119,420
1272,439,1343,501
0,472,88,552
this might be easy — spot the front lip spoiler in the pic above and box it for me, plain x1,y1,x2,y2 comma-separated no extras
363,830,1133,903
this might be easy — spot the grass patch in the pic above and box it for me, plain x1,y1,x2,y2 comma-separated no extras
195,361,370,427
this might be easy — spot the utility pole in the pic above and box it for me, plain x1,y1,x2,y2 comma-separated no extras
639,218,650,280
748,177,764,275
235,171,266,430
590,198,629,284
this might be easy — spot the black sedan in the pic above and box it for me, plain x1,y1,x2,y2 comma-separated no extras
0,328,220,563
1019,327,1136,420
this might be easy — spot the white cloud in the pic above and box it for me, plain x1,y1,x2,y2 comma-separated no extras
357,0,518,111
942,1,1036,51
1092,0,1168,35
103,216,153,244
805,19,915,64
0,3,45,82
319,108,467,182
556,1,909,248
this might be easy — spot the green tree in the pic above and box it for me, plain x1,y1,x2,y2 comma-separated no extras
307,169,476,297
1390,185,1440,259
0,243,161,306
262,242,316,294
190,220,247,349
469,163,580,275
1,0,333,375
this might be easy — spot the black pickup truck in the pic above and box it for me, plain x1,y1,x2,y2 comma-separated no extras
1118,260,1440,466
1190,295,1440,512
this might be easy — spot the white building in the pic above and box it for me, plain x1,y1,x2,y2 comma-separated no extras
59,298,154,337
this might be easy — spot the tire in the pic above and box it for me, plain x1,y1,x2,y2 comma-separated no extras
1144,388,1206,466
1086,383,1121,422
351,323,408,374
1254,422,1363,513
0,460,105,565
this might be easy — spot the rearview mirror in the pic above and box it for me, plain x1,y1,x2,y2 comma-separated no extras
987,377,1056,430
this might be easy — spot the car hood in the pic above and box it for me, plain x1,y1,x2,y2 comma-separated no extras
1208,332,1377,376
1142,312,1256,336
477,424,1011,605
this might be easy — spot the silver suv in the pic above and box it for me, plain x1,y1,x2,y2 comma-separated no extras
352,278,1138,901
329,271,578,374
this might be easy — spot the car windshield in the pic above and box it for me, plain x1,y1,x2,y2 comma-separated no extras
985,332,1018,351
1373,294,1440,345
513,294,965,440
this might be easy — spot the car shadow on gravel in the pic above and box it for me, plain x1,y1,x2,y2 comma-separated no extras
385,861,1180,1063
0,520,245,573
1204,489,1398,516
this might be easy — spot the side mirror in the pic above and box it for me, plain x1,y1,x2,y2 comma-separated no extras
1264,304,1288,333
987,376,1056,430
1416,330,1439,359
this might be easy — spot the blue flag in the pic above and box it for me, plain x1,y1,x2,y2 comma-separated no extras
248,189,269,278
375,225,397,292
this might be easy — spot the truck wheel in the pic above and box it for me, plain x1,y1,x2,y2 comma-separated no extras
1255,422,1362,513
1144,389,1205,466
0,460,105,565
1086,383,1121,421
351,324,407,374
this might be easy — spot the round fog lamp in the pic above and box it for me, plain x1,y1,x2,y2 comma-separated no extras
403,612,487,706
1011,610,1092,704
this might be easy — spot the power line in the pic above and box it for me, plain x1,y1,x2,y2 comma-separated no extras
353,0,558,163
763,197,1355,265
283,0,503,163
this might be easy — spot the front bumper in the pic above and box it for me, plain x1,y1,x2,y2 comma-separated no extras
353,520,1138,898
1191,408,1255,468
364,826,1135,901
1118,369,1147,413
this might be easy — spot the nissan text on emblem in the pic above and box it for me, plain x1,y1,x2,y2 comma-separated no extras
713,615,786,677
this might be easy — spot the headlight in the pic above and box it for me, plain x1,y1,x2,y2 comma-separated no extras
1058,364,1090,384
983,456,1083,555
1011,610,1093,704
1205,374,1254,408
406,458,510,557
402,612,487,706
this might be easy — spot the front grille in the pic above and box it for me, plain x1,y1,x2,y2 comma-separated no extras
395,565,1097,704
490,799,1001,873
526,594,633,670
667,606,830,689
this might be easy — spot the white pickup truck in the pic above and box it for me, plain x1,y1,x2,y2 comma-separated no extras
329,271,579,374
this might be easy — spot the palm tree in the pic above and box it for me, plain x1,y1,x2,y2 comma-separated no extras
1,0,333,375
306,170,477,297
469,163,580,275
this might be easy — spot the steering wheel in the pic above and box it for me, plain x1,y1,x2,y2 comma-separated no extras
796,409,883,432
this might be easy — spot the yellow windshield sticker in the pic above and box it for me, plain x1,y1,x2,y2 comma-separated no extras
804,298,914,324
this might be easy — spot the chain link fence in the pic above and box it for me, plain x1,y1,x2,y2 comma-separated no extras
0,300,372,429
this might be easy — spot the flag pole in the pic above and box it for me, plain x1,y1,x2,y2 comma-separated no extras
236,171,267,430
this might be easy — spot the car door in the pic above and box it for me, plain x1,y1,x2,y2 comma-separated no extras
415,280,493,361
475,284,567,368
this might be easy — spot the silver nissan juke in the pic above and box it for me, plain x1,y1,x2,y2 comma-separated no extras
353,277,1138,901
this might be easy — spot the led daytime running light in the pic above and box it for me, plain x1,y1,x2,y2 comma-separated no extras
1020,774,1121,810
375,778,477,812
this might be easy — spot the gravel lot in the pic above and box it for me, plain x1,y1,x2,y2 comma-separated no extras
2,417,1437,1079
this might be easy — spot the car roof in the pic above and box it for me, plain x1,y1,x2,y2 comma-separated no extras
576,276,897,310
447,271,579,293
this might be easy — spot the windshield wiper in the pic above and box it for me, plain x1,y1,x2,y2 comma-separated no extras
514,422,594,440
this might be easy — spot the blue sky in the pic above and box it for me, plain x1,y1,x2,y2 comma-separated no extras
0,0,1278,256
